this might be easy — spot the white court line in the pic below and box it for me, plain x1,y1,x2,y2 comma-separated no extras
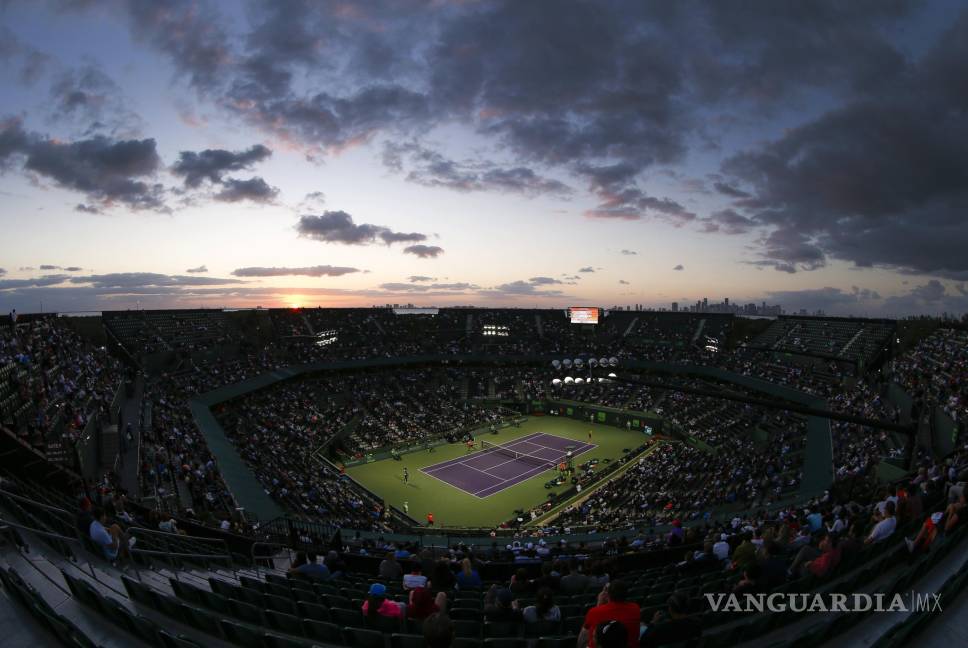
419,461,508,500
421,431,590,499
472,439,599,498
421,431,545,474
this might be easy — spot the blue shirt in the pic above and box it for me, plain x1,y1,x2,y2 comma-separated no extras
807,513,823,532
90,520,117,560
295,563,331,581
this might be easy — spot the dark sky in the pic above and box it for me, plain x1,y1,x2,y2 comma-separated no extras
1,0,966,316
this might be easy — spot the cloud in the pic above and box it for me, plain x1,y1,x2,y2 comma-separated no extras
185,265,208,273
48,64,141,135
620,249,637,255
70,1,929,234
479,278,572,298
408,275,436,283
0,25,51,85
489,281,562,296
619,279,630,284
0,118,165,210
879,280,968,317
0,268,6,276
699,208,756,235
528,276,563,286
673,264,684,271
712,181,751,199
384,141,571,196
377,282,478,292
719,12,968,280
403,244,444,258
213,176,279,203
0,274,70,289
39,265,60,270
231,265,360,278
578,267,595,273
75,203,101,214
68,273,244,289
116,0,232,92
296,211,427,247
761,285,887,316
171,144,272,187
585,181,696,227
299,191,326,208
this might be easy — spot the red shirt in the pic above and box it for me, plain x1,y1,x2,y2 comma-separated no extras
583,601,641,648
808,547,841,578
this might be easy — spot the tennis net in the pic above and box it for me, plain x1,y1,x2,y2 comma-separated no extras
481,440,557,470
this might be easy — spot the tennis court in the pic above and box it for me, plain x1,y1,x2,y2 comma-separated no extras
421,432,596,498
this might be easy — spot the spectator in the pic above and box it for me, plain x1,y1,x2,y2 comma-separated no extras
532,561,560,591
560,560,590,594
409,587,448,621
404,566,429,590
289,552,331,581
510,567,532,596
523,587,561,623
75,496,94,537
866,501,897,544
790,531,840,578
639,592,702,648
431,559,457,592
712,534,730,561
578,580,640,648
906,512,944,556
732,563,765,596
587,561,610,589
89,507,126,562
424,612,454,648
456,557,482,589
596,620,629,648
380,551,404,580
944,489,966,533
484,587,521,622
361,583,403,619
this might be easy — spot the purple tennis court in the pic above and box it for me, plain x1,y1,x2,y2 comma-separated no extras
421,432,596,498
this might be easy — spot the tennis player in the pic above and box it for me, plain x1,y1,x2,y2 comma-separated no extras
403,467,409,484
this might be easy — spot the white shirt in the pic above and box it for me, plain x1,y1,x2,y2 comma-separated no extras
403,573,428,589
712,540,730,560
868,516,896,543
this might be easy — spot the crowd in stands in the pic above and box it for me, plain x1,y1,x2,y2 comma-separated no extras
752,317,893,364
0,316,123,453
4,309,965,547
552,422,803,531
894,327,968,424
316,445,966,647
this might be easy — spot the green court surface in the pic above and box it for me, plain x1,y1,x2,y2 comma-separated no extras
345,416,650,528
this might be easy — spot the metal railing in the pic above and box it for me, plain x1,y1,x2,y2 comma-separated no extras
250,541,295,570
0,517,93,595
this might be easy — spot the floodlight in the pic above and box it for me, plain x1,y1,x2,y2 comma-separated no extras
574,358,584,368
588,358,598,368
552,378,562,386
563,359,573,369
608,372,617,378
608,357,619,367
551,359,561,370
564,376,574,384
574,377,584,385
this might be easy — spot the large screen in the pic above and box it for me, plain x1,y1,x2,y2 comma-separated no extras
569,307,600,324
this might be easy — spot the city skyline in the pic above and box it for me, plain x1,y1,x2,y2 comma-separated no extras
2,1,968,318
